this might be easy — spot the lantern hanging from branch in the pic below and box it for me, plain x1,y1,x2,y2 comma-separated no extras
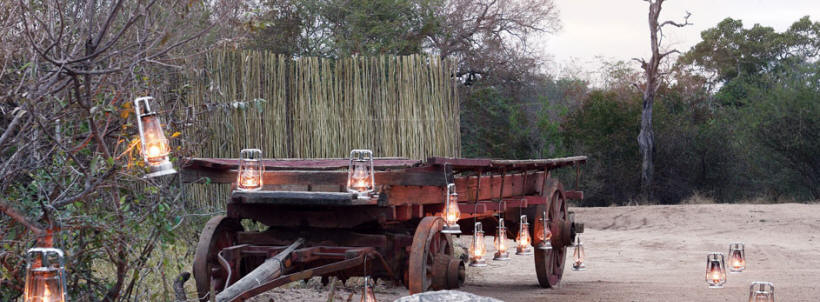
23,248,67,302
706,252,727,288
347,149,375,198
469,222,487,267
515,215,533,255
729,242,746,273
572,235,586,271
441,183,461,234
748,281,774,302
134,97,176,178
536,210,552,250
493,218,510,261
237,149,264,191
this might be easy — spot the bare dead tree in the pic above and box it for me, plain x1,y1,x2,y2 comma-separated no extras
632,0,691,201
427,0,561,86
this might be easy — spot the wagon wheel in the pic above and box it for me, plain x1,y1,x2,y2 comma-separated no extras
193,215,243,302
408,216,455,294
534,184,568,288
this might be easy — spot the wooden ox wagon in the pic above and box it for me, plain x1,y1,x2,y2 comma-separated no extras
182,154,586,301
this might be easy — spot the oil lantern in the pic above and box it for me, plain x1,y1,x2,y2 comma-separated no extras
536,210,552,250
515,215,533,255
23,248,67,302
706,252,727,288
748,281,774,302
469,222,487,267
237,149,264,191
347,149,375,197
729,242,746,273
134,97,176,178
572,235,586,271
493,218,510,261
441,183,461,234
360,276,377,302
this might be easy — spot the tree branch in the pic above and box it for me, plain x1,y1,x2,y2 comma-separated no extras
0,198,45,236
0,108,27,147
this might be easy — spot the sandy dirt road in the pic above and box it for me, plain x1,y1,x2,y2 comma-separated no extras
254,203,820,301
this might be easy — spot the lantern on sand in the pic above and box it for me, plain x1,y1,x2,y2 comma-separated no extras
134,97,176,178
748,281,774,302
23,248,67,302
360,276,377,302
469,222,487,267
572,235,586,271
729,242,746,273
237,149,264,191
706,252,727,288
347,149,375,197
441,183,461,234
515,215,533,255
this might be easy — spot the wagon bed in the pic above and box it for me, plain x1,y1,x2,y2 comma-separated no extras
183,155,586,302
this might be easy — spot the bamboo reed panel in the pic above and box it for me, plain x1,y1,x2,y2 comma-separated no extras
182,50,460,209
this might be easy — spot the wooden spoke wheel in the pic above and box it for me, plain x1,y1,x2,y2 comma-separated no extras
408,216,455,294
193,215,243,302
534,184,568,288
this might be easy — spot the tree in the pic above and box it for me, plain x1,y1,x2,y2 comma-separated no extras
427,0,560,88
632,0,690,201
248,0,441,57
1,0,239,299
678,16,819,105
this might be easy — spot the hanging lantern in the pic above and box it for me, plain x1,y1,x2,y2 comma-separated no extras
572,235,586,271
748,281,774,302
441,183,461,234
347,149,375,198
493,218,510,261
515,215,533,255
360,276,378,302
236,149,264,191
729,242,746,273
23,248,67,302
536,210,552,250
134,97,176,178
468,222,487,267
706,252,727,288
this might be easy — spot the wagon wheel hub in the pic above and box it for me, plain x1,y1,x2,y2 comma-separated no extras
408,216,458,294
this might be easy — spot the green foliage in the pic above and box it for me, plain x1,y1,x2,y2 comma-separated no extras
562,90,641,205
739,62,820,199
248,0,441,57
460,87,531,159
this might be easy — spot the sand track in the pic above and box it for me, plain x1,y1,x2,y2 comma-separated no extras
253,203,820,301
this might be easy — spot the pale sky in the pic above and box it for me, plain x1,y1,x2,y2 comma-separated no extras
540,0,819,78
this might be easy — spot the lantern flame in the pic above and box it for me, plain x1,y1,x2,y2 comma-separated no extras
705,252,726,288
347,150,375,196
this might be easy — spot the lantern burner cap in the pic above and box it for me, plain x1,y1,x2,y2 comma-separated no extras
441,225,461,234
144,161,177,178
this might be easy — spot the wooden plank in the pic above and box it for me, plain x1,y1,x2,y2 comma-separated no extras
426,156,586,170
490,156,588,168
183,168,446,187
227,204,395,228
383,172,545,205
232,191,376,206
183,157,421,171
565,190,584,200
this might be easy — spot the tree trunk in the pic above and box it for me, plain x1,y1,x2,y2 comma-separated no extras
638,90,655,201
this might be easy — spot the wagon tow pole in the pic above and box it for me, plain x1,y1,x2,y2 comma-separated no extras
215,238,305,302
